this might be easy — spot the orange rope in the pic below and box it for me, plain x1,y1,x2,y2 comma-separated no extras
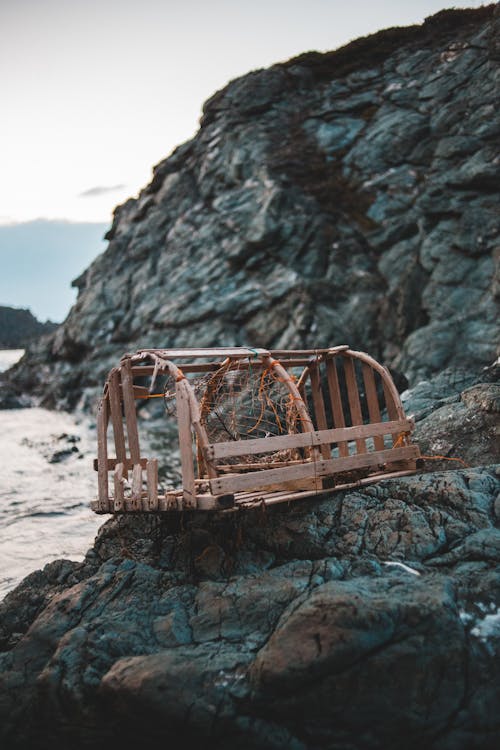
393,433,407,448
393,432,468,467
421,454,469,468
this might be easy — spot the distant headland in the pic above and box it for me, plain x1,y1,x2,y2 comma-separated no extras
0,305,57,349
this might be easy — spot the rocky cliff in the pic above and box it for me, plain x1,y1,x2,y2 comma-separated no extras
0,8,499,750
8,5,499,411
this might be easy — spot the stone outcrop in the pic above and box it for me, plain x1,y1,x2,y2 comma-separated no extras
6,5,499,410
0,465,499,749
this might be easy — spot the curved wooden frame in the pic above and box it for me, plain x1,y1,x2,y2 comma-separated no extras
92,346,421,513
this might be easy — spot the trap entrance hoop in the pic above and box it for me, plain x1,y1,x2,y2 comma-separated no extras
91,346,422,513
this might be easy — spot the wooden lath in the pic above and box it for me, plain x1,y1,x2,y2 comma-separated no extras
91,346,422,514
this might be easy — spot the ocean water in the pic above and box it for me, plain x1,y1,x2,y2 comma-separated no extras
0,404,103,599
0,350,183,600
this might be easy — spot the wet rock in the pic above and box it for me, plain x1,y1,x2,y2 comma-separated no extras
0,465,498,749
47,446,80,463
411,381,500,469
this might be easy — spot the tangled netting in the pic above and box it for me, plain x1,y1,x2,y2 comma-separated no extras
163,359,305,466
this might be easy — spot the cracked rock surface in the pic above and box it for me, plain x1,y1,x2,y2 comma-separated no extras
0,465,499,750
4,5,499,410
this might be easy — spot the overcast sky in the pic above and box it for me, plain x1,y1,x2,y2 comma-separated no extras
0,0,490,320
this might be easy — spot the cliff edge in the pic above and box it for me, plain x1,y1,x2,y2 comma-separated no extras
7,5,499,410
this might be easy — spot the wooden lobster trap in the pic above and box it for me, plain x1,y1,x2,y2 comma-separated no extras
91,346,422,513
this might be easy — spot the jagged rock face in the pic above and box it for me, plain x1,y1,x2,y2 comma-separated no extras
11,6,499,409
0,466,499,749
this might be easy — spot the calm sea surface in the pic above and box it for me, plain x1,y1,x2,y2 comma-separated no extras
0,350,103,599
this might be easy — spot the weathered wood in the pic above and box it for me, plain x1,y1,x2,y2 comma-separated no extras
348,349,406,437
132,385,155,399
194,494,235,511
235,468,419,508
362,363,385,451
309,364,330,459
262,355,320,461
94,346,421,516
163,491,180,511
217,458,312,472
135,347,270,359
146,459,159,511
382,373,404,444
205,419,411,460
131,359,314,378
91,464,420,515
176,378,197,508
97,395,110,511
343,356,366,454
132,364,219,376
121,358,141,464
270,346,349,356
113,462,125,511
130,463,143,511
210,445,419,495
94,457,148,472
325,357,349,457
108,370,128,477
134,346,349,359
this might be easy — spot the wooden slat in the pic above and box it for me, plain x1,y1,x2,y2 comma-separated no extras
134,346,349,360
269,346,349,356
132,364,218,376
195,494,235,511
325,358,349,457
97,396,110,511
343,357,366,453
176,378,197,508
113,462,125,511
90,466,420,515
217,458,311,472
131,359,313,378
129,463,143,510
121,358,141,464
163,491,180,511
146,459,159,511
210,445,420,495
362,363,384,451
234,468,419,509
262,355,320,461
309,364,330,459
383,377,402,443
132,385,154,399
108,370,128,478
205,419,412,460
134,347,270,359
94,457,148,472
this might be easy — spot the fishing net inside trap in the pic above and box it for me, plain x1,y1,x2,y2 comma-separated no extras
163,360,305,468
